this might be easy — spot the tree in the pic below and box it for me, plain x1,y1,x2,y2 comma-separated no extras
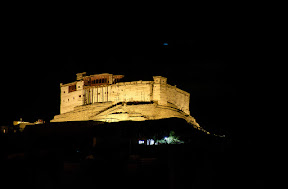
156,131,184,145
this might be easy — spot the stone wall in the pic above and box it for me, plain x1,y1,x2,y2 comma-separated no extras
53,102,114,122
60,81,84,114
166,84,190,115
112,81,153,102
152,76,167,106
55,75,191,122
84,81,153,104
52,101,188,122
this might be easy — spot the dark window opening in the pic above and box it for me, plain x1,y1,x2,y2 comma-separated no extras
69,84,76,93
126,101,153,105
84,79,90,86
111,112,128,114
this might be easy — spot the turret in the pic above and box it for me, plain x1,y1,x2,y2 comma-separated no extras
153,76,167,105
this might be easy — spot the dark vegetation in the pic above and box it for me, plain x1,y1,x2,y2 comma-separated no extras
1,118,234,189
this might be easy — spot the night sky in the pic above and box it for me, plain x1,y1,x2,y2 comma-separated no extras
1,39,241,138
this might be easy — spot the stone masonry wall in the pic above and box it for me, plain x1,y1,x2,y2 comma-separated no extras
166,84,190,115
60,81,84,114
56,75,190,122
84,81,153,104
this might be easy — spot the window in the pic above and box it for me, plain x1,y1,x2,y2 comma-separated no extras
69,84,76,93
84,79,90,86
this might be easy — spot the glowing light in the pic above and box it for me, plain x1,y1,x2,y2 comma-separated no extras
147,139,155,145
157,133,184,144
138,140,145,144
163,42,168,46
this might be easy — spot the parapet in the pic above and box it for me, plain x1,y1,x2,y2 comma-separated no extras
153,76,167,84
76,72,87,81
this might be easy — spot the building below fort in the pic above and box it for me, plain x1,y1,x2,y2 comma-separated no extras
52,72,199,124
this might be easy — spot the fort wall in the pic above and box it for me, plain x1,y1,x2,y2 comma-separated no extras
166,84,190,115
55,74,191,122
60,81,84,114
84,81,153,105
52,101,188,122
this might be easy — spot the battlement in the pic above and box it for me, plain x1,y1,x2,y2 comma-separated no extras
153,76,167,84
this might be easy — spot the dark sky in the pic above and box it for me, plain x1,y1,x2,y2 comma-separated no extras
1,39,241,136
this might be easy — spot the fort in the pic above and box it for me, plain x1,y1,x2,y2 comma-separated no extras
51,72,202,128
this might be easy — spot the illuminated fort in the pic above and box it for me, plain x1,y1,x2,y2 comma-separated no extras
51,72,202,128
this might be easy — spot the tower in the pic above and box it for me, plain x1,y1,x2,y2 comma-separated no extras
153,76,167,106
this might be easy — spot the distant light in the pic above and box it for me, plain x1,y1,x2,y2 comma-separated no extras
163,42,168,46
138,140,145,144
164,137,168,140
147,139,154,145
